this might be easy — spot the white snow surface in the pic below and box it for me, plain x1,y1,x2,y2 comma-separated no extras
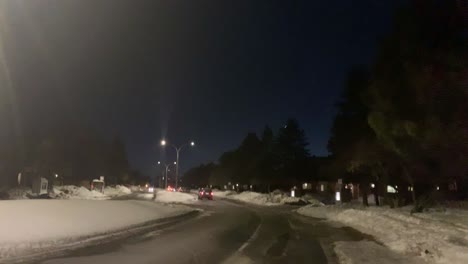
0,200,193,260
135,189,197,205
212,190,311,206
5,187,32,200
52,185,132,200
297,204,468,264
155,190,197,204
52,185,108,200
334,241,425,264
104,185,132,197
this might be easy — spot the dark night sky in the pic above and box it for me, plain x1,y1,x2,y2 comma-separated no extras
0,0,404,176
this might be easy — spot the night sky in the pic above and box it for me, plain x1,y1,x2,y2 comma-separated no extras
0,0,403,176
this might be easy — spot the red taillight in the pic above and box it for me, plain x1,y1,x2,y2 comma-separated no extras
210,192,213,196
200,192,203,195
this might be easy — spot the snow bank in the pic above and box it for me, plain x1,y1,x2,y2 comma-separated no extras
104,185,132,197
228,191,277,206
212,190,312,206
52,185,132,200
133,190,197,204
155,190,197,204
52,185,108,200
0,200,193,260
334,241,424,264
5,187,32,200
211,190,236,198
297,205,468,264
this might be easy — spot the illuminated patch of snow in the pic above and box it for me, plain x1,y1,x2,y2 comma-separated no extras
297,205,468,264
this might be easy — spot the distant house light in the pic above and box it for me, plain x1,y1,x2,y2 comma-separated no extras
370,183,375,189
387,185,397,193
335,192,341,201
320,184,324,192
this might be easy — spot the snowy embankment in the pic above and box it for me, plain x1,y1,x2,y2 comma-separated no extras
155,190,197,204
5,185,133,200
135,189,198,205
0,199,194,262
297,204,468,264
213,190,322,206
53,185,132,200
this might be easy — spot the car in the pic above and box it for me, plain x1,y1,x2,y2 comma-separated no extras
198,188,213,200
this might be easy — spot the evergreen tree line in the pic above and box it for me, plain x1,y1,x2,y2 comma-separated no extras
328,0,468,206
184,118,315,192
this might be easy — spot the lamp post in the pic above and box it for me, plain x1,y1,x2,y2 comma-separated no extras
158,161,176,189
160,140,195,189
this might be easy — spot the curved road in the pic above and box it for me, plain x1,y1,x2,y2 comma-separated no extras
40,199,368,264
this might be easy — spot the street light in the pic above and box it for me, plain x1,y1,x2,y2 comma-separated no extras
160,139,195,189
157,161,176,189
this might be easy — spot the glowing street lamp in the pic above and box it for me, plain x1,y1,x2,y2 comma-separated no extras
160,139,195,189
157,161,176,189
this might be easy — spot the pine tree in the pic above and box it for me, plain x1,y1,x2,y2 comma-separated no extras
274,119,310,187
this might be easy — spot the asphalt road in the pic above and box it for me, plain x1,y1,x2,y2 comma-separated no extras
39,198,369,264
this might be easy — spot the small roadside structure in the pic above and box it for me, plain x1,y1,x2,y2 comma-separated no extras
90,179,105,193
32,177,48,195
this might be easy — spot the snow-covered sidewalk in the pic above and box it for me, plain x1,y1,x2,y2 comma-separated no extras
297,204,468,264
0,199,194,262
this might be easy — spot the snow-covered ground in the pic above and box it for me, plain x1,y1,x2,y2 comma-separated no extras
155,190,197,204
212,190,321,206
52,185,108,200
4,185,134,201
213,190,277,206
0,199,193,261
297,204,468,264
136,189,197,205
5,187,33,200
104,185,132,197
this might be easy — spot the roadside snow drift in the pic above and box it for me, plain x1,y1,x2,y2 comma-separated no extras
0,200,193,261
52,185,132,200
53,185,108,200
212,190,316,206
297,205,468,264
155,190,197,204
134,190,197,204
5,187,32,200
104,185,132,197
